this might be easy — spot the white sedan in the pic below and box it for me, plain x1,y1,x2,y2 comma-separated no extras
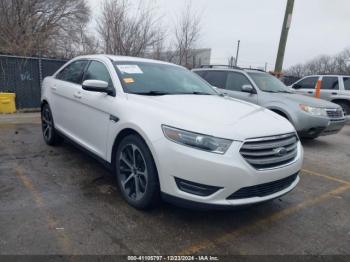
41,55,303,210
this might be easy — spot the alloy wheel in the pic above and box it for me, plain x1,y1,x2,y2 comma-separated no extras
42,107,53,142
118,144,148,201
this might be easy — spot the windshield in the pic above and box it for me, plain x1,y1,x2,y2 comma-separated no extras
113,61,217,95
248,72,293,93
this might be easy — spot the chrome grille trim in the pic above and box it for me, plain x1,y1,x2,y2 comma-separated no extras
240,133,299,170
240,136,297,150
326,108,344,119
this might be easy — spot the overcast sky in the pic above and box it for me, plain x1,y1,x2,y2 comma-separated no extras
88,0,350,70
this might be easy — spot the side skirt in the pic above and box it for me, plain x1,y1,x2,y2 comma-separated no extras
55,129,113,172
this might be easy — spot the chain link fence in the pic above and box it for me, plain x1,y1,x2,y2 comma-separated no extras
0,55,67,109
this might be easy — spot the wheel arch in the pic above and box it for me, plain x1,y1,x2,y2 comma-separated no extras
110,128,160,178
268,107,291,121
41,99,49,111
331,99,350,108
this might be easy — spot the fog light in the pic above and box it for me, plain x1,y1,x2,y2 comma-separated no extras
175,177,222,196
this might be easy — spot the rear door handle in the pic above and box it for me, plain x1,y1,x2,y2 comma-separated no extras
73,92,82,99
307,91,313,94
331,92,338,95
51,86,57,91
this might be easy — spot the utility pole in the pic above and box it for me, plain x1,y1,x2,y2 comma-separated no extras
229,56,235,67
274,0,295,76
235,40,240,66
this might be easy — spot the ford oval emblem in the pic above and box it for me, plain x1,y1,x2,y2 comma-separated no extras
274,147,288,156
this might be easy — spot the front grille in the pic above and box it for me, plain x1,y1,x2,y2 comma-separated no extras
326,108,344,119
240,133,298,170
227,173,298,200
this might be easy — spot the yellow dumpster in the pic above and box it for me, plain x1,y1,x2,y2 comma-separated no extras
0,93,16,114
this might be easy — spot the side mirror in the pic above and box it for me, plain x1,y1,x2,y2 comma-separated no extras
82,80,109,93
241,84,255,94
292,84,301,89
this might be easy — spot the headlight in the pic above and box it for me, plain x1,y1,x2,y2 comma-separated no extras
299,104,327,117
162,125,232,154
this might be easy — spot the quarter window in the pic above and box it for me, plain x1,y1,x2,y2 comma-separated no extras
56,60,88,84
321,77,339,90
226,72,252,91
343,77,350,90
203,71,227,89
293,77,318,89
83,61,113,87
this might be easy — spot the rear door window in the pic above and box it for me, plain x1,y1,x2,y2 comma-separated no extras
226,72,252,91
56,60,88,84
202,71,227,89
294,77,318,89
193,71,206,78
321,77,339,90
343,77,350,90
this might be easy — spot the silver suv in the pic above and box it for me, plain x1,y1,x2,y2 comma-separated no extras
193,67,346,139
290,75,350,116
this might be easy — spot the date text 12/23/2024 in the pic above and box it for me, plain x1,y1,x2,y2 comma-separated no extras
127,256,219,261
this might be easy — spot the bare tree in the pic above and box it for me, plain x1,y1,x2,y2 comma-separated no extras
284,63,305,78
174,1,202,67
285,48,350,77
47,23,100,58
150,30,167,60
0,0,91,58
98,0,164,57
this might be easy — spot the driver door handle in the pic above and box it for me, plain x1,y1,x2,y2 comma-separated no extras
331,92,338,95
307,91,313,94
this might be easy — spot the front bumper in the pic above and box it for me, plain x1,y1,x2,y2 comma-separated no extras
152,137,303,207
320,118,346,136
296,112,345,138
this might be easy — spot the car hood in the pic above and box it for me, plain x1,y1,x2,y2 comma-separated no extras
128,94,296,141
270,92,339,108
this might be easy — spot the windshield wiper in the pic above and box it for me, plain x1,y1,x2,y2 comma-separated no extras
186,91,213,95
130,91,214,96
277,90,293,94
263,90,279,93
173,91,214,95
131,91,171,96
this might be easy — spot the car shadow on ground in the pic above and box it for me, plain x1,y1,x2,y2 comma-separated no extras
60,141,294,224
300,137,330,148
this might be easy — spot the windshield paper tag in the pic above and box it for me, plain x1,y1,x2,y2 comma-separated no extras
117,65,143,74
123,78,135,84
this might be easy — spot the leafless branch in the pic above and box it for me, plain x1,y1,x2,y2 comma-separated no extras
0,0,91,58
98,0,164,57
174,0,202,68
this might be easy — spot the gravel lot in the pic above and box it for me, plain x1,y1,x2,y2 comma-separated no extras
1,113,349,255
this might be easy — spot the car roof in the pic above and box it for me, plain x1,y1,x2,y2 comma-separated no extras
73,54,180,67
192,67,266,74
301,75,350,78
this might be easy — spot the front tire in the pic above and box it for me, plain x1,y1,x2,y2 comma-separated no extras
41,104,63,146
115,135,160,210
335,102,350,116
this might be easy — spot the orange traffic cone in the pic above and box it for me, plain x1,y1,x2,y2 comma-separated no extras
315,80,321,98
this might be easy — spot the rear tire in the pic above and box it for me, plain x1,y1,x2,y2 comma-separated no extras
41,104,63,146
115,134,160,210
